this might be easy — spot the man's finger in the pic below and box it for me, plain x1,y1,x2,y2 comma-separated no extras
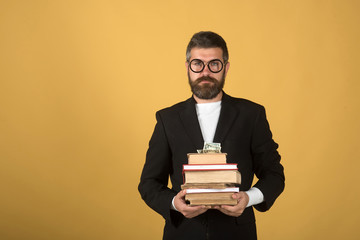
177,190,186,198
219,204,235,211
232,192,242,200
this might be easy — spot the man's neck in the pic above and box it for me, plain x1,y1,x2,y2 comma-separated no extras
193,91,223,104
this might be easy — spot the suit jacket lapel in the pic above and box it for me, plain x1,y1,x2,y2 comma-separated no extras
179,96,204,150
213,93,238,143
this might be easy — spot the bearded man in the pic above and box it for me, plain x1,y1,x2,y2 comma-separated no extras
138,31,285,240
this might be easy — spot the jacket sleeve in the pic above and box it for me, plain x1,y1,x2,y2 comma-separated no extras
251,106,285,212
138,111,178,222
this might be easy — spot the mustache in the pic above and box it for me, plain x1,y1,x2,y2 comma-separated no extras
194,76,217,84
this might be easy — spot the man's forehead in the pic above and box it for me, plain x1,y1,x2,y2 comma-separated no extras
190,47,223,59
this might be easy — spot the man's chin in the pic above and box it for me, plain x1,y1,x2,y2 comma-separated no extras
193,89,221,100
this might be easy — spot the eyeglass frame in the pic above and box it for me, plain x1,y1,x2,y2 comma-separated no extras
187,58,226,73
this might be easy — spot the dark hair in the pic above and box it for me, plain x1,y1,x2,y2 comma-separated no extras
186,31,229,62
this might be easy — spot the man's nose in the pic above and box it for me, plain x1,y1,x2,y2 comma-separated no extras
201,64,211,75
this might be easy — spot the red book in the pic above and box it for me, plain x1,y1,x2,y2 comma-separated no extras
183,163,238,171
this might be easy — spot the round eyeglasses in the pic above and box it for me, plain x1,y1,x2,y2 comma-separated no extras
189,59,224,73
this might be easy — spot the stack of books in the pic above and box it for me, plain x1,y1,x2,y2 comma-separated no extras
181,153,241,206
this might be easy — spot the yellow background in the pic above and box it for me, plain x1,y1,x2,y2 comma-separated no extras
1,0,359,239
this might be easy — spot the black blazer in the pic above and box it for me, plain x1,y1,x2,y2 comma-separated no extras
138,92,285,240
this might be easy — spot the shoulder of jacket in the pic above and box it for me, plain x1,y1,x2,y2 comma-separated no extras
156,98,191,116
225,94,265,111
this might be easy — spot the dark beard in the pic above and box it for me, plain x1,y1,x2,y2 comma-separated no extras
188,73,225,100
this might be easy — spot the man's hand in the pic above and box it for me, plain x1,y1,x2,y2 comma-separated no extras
214,191,249,217
174,190,210,218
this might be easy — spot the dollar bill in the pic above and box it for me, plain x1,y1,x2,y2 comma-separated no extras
197,142,221,153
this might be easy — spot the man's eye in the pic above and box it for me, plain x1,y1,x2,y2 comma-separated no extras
192,61,203,66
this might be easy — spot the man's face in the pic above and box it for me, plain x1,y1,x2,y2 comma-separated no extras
186,47,229,100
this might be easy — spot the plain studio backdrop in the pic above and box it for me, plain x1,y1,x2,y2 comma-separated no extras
0,0,359,239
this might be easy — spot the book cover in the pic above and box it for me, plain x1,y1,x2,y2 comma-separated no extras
187,153,227,164
183,163,238,171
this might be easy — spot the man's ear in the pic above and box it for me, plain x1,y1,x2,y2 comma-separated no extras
185,61,190,75
224,61,230,77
